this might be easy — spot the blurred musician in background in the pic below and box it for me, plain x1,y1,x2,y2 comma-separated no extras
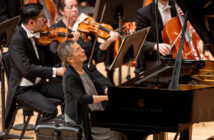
50,0,118,86
135,0,177,74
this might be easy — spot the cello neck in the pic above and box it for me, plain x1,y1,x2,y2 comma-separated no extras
173,0,201,60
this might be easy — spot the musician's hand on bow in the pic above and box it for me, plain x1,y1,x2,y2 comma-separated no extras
99,31,119,51
177,7,184,16
154,43,171,56
56,67,66,76
107,31,119,42
72,31,80,41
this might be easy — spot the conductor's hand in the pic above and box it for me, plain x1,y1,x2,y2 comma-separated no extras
56,67,66,76
154,43,171,56
72,31,80,41
107,31,119,42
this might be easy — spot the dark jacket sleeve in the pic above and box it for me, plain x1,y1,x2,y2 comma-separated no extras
94,42,108,63
84,65,112,95
64,70,93,105
8,29,53,79
136,8,156,55
43,44,62,67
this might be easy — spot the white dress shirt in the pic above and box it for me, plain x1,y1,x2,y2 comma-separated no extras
158,2,172,26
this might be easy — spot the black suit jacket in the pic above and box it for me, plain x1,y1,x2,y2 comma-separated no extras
135,0,177,73
5,26,60,128
63,64,108,140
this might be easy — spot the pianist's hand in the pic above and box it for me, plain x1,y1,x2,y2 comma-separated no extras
104,87,108,95
93,95,108,104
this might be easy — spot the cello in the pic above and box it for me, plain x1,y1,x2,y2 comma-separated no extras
24,0,57,26
162,0,209,60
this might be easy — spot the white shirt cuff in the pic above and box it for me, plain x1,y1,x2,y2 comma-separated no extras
52,68,56,77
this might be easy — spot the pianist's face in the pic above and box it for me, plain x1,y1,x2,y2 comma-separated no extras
69,42,87,64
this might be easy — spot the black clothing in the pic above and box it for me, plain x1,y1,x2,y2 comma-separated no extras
135,0,177,74
0,0,21,22
5,26,64,129
63,65,108,140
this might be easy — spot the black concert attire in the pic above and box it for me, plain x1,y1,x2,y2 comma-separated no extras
63,64,107,140
50,20,112,86
135,0,177,74
5,25,64,129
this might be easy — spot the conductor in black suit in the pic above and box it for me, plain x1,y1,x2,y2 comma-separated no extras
5,4,66,128
135,0,178,74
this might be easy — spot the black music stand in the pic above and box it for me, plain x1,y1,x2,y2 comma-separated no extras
107,27,150,76
0,16,32,139
93,0,144,24
93,0,144,85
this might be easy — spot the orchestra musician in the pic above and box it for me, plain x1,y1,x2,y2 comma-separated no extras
50,0,119,86
135,0,179,74
57,40,109,140
5,3,66,129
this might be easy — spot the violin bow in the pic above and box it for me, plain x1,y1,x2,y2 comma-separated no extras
38,0,53,25
87,2,107,68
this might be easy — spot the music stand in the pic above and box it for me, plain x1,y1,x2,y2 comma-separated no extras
93,0,144,24
107,27,150,71
0,16,32,139
93,0,144,84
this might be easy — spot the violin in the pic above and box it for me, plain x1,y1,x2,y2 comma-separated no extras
77,15,124,41
113,22,136,57
113,22,136,66
37,25,74,46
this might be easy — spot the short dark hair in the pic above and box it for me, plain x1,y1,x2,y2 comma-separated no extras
20,3,43,24
57,40,74,63
58,0,66,11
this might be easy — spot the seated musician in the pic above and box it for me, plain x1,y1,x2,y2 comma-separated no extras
57,40,108,140
50,0,118,85
135,0,183,74
5,3,66,128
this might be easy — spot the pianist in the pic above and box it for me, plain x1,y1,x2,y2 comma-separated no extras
57,40,109,140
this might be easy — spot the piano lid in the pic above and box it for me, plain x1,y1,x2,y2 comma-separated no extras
176,0,214,56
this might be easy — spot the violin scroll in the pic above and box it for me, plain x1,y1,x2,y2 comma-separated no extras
78,16,113,40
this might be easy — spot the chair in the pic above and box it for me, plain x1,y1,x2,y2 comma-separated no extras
2,52,64,140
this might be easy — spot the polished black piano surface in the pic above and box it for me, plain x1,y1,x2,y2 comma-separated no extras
91,60,214,136
91,0,214,139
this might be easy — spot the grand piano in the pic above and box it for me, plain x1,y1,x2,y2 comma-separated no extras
91,0,214,140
